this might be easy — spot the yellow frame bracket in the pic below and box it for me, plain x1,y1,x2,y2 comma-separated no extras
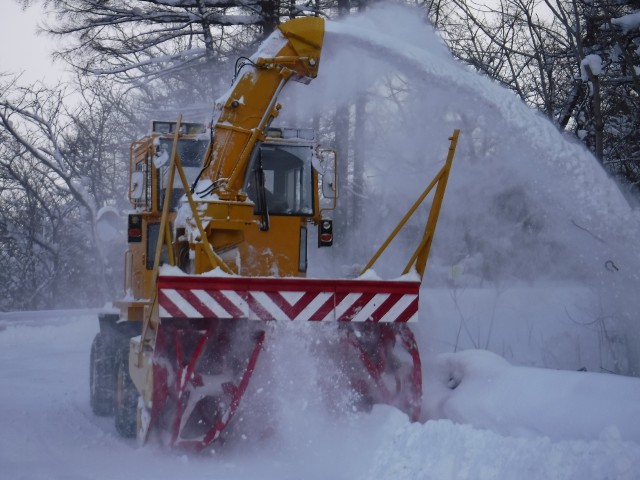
137,115,184,371
360,129,460,280
173,149,234,275
142,116,234,348
151,116,233,276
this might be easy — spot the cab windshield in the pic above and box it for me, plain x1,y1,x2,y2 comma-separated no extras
244,143,314,216
156,137,208,167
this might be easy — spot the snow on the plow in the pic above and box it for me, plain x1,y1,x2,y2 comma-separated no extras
1,311,640,480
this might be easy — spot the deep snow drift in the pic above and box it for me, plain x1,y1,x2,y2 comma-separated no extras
424,349,640,442
1,312,639,480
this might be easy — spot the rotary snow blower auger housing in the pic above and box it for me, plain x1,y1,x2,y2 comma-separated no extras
90,16,460,450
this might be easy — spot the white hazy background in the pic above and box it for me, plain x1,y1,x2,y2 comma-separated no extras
0,2,67,83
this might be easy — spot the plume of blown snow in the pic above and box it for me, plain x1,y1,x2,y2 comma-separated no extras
276,4,640,373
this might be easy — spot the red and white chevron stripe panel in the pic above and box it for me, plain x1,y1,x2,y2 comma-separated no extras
157,276,420,323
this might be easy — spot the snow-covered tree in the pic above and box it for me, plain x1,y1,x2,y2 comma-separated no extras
20,0,320,85
430,0,640,203
0,77,133,310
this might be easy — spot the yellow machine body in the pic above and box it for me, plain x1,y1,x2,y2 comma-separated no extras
92,16,459,449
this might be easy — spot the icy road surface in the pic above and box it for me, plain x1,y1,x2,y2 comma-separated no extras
1,310,640,480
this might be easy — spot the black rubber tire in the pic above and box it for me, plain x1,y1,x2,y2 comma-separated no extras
114,344,138,438
90,332,115,416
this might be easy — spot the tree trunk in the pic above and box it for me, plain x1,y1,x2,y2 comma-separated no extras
260,0,280,36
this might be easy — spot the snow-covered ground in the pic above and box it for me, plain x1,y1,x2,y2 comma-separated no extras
1,310,639,480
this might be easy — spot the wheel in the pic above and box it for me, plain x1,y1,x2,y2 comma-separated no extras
114,343,138,438
90,332,115,416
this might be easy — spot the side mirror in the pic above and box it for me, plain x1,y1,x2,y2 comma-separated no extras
131,171,145,200
318,149,337,200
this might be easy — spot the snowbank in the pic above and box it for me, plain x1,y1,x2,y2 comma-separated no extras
424,349,640,442
2,312,640,480
363,410,640,480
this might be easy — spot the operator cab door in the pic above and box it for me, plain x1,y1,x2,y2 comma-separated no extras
241,141,316,276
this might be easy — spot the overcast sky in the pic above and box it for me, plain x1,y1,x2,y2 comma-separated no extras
1,2,69,84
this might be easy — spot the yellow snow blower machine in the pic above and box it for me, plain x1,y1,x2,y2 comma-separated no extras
90,16,459,450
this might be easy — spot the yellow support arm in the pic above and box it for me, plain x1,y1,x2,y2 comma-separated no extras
202,17,325,198
360,130,460,280
404,129,459,277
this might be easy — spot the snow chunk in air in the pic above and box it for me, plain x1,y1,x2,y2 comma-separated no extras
580,54,603,80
